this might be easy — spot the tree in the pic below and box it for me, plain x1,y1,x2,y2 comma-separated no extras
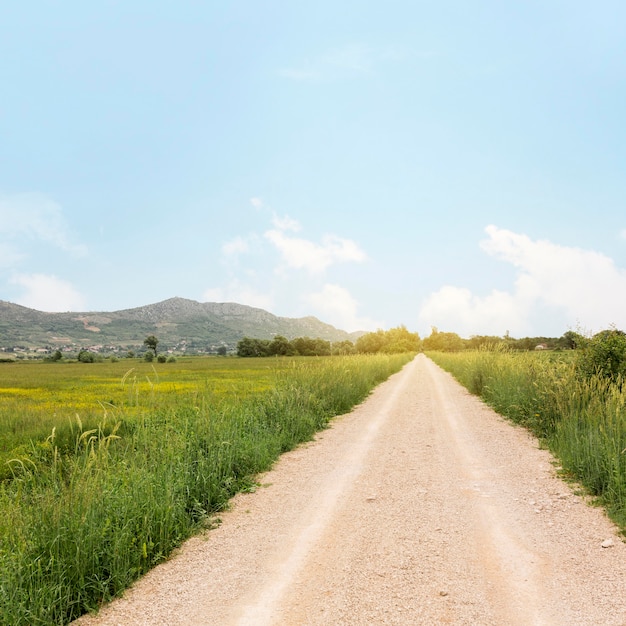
217,346,227,356
236,337,271,357
355,327,421,354
560,330,586,350
144,335,159,357
269,335,296,356
332,340,355,355
577,328,626,380
355,330,386,354
422,327,464,352
78,349,95,363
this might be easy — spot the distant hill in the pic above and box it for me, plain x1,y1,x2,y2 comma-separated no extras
0,297,363,354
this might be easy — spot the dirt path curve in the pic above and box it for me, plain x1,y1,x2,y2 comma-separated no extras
76,355,626,625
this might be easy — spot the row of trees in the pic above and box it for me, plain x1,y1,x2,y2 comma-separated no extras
237,336,334,357
237,327,422,357
422,328,583,352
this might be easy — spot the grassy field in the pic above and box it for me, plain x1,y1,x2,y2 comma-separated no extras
0,357,278,479
428,349,626,532
0,354,413,625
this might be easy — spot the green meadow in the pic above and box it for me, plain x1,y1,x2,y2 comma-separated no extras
0,353,413,625
0,357,277,478
428,348,626,533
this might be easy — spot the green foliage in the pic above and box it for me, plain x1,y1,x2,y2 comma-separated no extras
0,354,412,624
355,326,421,354
236,336,334,357
425,328,583,352
236,337,271,357
332,340,356,355
577,328,626,380
422,327,463,352
77,350,95,363
144,351,154,362
269,335,296,356
157,354,167,363
291,337,331,356
143,335,159,356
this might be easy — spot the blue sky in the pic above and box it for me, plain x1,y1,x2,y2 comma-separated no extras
1,1,625,338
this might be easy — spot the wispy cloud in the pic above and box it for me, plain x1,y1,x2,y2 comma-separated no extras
264,228,366,274
0,193,87,258
205,201,371,327
418,225,626,336
305,284,382,332
271,213,301,232
222,235,252,257
11,273,86,312
203,279,273,311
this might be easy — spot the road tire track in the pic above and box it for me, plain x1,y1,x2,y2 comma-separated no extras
76,355,626,625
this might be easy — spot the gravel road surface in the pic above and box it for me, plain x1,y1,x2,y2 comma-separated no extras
76,355,626,625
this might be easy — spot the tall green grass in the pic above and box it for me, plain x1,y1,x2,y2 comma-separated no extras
428,348,626,530
0,354,412,625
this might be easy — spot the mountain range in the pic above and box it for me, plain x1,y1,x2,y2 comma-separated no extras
0,298,362,354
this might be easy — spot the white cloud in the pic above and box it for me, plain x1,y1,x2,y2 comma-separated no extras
265,229,366,274
271,213,301,232
305,284,382,332
418,226,626,337
0,192,87,257
419,285,530,337
203,280,273,311
11,273,86,312
222,236,251,257
208,204,370,323
620,228,626,240
250,197,264,210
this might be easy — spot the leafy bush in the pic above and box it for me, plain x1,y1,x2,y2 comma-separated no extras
577,328,626,381
77,350,95,363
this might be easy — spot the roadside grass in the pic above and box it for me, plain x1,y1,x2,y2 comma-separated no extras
427,349,626,532
0,353,412,625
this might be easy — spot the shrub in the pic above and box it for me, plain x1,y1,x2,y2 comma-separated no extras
77,350,95,363
577,328,626,381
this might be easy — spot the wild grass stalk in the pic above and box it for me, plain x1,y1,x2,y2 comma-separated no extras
428,349,626,530
0,353,412,625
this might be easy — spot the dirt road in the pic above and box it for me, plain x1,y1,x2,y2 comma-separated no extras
76,355,626,625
